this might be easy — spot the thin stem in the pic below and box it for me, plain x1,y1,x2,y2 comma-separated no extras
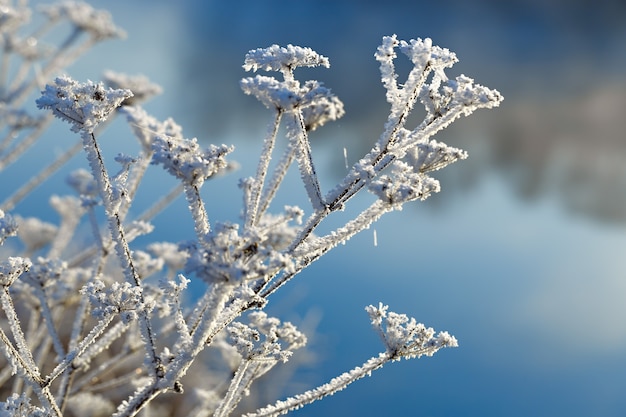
261,202,391,298
0,287,40,377
118,150,154,222
246,352,391,417
213,360,252,417
257,140,297,218
43,313,116,387
183,183,211,247
0,326,42,385
70,345,139,394
31,286,65,360
288,111,325,211
80,130,161,379
245,109,283,229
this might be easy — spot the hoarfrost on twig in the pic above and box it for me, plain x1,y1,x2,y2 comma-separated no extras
2,8,503,414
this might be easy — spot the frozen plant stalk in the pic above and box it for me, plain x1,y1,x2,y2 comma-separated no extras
0,2,502,415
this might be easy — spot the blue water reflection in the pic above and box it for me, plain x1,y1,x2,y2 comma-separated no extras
15,0,626,415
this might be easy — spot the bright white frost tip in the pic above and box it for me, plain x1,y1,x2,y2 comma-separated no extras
243,44,330,73
398,37,457,69
36,75,132,133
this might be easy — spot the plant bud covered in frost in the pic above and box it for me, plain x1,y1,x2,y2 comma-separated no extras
301,92,345,131
398,37,457,71
365,303,458,360
35,75,132,133
0,257,31,287
402,138,469,173
228,311,306,362
151,135,233,187
80,280,152,324
183,222,293,284
368,161,440,205
21,257,67,290
448,74,503,114
243,44,330,74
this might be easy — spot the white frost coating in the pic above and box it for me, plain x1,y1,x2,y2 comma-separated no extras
368,160,441,206
0,257,31,287
398,37,457,72
4,19,501,415
243,44,330,74
245,305,457,417
151,136,233,187
35,76,132,133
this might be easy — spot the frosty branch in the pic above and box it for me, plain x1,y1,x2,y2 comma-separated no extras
0,2,501,416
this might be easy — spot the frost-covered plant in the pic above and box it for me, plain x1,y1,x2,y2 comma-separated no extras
0,2,502,416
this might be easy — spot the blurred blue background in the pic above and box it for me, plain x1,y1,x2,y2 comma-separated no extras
11,0,626,415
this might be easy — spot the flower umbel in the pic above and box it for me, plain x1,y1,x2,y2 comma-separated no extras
151,136,233,187
35,75,132,133
243,44,330,77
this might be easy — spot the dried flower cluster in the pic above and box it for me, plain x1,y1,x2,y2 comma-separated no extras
0,2,501,416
